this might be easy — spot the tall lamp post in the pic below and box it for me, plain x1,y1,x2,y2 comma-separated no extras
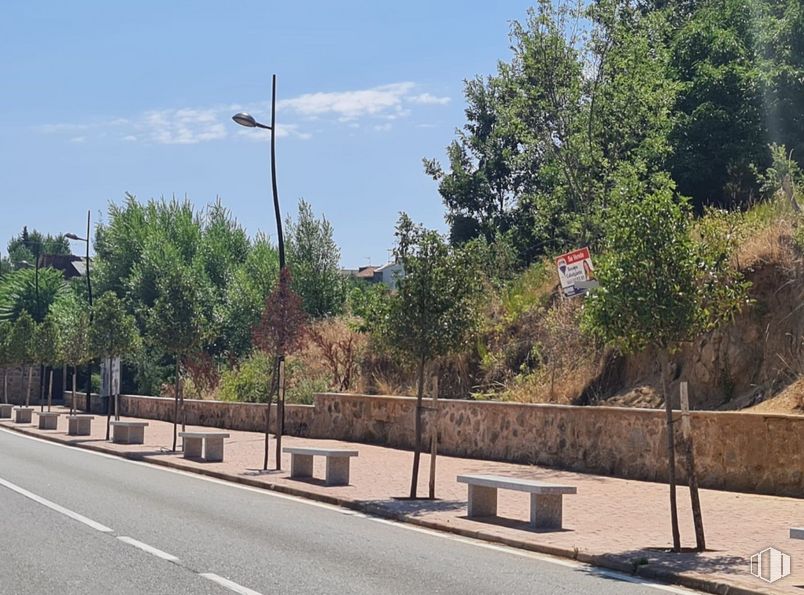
232,74,287,471
66,210,93,413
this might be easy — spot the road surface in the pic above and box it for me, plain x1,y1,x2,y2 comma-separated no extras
0,428,695,594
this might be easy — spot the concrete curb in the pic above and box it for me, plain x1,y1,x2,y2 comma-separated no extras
1,422,768,595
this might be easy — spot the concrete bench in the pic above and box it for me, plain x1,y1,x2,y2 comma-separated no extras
109,421,149,444
35,411,60,430
66,415,94,436
178,431,230,462
0,404,13,419
791,527,804,540
283,447,359,486
12,407,34,424
457,474,577,530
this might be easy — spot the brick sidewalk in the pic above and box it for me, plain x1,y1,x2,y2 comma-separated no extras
2,408,802,594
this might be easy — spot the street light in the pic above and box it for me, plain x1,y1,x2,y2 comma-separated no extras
66,210,93,414
232,74,287,471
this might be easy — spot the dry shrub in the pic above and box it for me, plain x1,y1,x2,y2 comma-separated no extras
493,299,602,404
737,218,800,273
300,317,368,392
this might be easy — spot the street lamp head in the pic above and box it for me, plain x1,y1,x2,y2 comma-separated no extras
233,112,258,128
65,233,85,241
232,112,271,130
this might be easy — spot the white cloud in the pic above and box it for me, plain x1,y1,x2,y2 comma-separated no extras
142,108,227,145
37,82,449,145
279,82,416,121
408,93,450,105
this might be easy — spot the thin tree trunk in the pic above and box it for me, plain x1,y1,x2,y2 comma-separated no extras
179,361,185,434
71,368,77,416
26,365,33,406
3,369,7,405
428,375,439,500
275,358,285,471
661,350,681,552
172,356,179,452
39,364,45,411
105,358,113,440
680,382,705,551
47,369,53,412
263,357,278,471
409,355,427,499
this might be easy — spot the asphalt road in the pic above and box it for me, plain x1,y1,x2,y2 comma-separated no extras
0,428,695,595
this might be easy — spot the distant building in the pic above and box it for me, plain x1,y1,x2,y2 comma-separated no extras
341,262,404,290
372,261,404,290
38,254,88,280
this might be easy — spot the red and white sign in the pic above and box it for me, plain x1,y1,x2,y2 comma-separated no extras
556,247,597,297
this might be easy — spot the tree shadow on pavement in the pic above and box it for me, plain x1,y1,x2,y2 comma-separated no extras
605,547,746,577
361,498,466,517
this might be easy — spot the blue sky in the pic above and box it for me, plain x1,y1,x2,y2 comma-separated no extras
0,1,534,266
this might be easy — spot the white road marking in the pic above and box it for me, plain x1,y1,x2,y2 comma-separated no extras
118,536,179,563
0,475,113,533
200,573,263,595
0,427,702,594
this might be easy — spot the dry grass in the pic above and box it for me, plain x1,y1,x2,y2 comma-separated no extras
736,218,800,273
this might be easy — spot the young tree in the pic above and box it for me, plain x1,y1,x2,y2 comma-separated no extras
386,215,481,498
253,267,307,470
0,321,11,404
91,292,141,439
52,294,91,414
36,314,60,412
583,165,744,551
286,199,345,318
9,312,36,406
146,265,208,452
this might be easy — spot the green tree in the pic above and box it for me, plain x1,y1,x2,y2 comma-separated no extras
6,227,70,269
36,314,60,411
583,164,744,551
0,267,69,322
286,199,345,317
219,234,279,363
146,265,208,451
91,292,141,438
9,311,36,406
386,215,481,498
51,294,91,414
0,320,11,404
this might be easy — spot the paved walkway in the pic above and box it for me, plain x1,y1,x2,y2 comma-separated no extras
2,407,802,594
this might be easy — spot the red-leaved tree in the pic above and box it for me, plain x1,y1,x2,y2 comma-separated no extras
252,268,307,470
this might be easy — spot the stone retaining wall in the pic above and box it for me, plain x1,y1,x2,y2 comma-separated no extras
102,392,802,497
0,366,43,405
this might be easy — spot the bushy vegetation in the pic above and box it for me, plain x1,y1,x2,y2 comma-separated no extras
1,0,802,416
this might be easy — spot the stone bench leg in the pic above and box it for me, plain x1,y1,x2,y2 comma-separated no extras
130,426,145,445
14,409,32,424
78,418,92,436
0,405,12,419
467,485,497,517
39,416,58,430
325,457,351,486
112,425,128,443
530,494,563,529
183,436,203,458
204,437,225,462
290,454,314,479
